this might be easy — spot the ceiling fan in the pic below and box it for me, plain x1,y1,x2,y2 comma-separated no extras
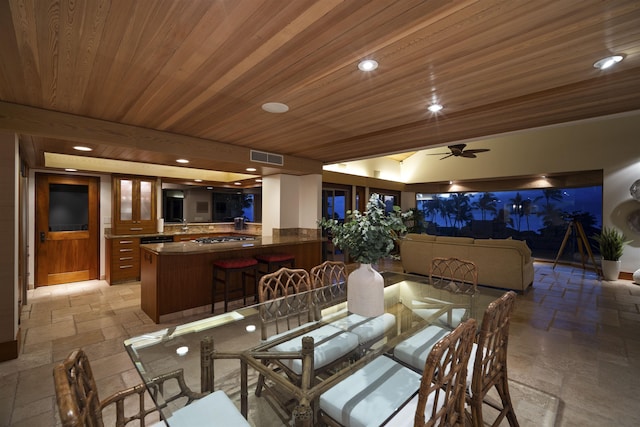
427,144,490,160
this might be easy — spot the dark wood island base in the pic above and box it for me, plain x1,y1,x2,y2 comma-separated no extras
140,236,322,323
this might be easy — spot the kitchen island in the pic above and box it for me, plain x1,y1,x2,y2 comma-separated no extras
139,235,322,323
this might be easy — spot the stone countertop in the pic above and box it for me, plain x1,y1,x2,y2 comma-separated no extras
139,235,323,255
104,227,259,239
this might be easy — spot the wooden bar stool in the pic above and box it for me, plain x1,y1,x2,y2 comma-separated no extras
255,253,295,276
212,258,258,312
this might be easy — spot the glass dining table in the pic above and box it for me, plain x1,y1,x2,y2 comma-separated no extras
124,271,505,427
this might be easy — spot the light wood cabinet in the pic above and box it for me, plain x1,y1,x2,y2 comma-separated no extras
106,237,141,283
112,175,157,235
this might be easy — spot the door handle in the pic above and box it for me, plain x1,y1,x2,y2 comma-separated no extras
40,232,46,243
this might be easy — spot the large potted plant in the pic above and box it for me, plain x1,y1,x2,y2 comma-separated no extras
592,226,631,281
319,194,411,316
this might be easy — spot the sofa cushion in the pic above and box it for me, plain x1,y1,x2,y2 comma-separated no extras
404,233,436,242
474,238,531,262
434,236,475,244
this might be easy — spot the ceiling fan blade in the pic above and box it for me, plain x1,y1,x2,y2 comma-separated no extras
426,152,450,156
440,154,454,160
464,148,490,154
461,152,477,158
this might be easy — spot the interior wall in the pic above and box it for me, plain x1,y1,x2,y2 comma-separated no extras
0,132,18,348
298,174,322,229
401,111,640,183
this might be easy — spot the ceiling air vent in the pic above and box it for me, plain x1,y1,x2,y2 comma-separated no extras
250,150,284,166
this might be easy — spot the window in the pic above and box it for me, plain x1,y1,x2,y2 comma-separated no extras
415,185,603,261
49,184,89,231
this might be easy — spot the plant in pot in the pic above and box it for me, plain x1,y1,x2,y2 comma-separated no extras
318,194,412,316
592,226,631,281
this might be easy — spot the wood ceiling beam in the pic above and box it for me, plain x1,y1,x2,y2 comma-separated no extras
0,101,322,175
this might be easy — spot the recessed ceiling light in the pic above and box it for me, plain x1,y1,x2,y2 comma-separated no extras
428,103,444,113
65,168,77,172
194,179,202,182
255,179,262,183
207,186,213,190
261,102,289,113
593,55,623,70
73,146,92,152
246,167,257,172
234,182,242,185
358,59,378,72
176,159,189,164
449,180,454,185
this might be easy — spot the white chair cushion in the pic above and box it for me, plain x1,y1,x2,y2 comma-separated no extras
319,355,421,427
270,324,359,374
466,342,483,394
384,387,446,427
329,313,396,344
265,321,319,342
163,390,250,427
394,324,451,371
413,307,467,327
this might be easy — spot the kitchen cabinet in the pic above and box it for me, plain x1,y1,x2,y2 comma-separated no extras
106,237,141,283
112,175,157,235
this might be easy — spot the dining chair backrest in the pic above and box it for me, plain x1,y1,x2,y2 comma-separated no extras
415,318,477,427
430,257,478,294
310,261,347,289
309,261,347,319
468,291,519,427
54,349,207,427
258,267,314,340
54,349,103,427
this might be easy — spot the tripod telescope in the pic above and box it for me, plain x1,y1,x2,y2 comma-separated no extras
552,216,601,276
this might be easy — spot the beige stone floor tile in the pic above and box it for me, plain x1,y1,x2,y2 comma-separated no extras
22,320,76,347
90,351,139,382
75,316,122,334
0,349,52,377
14,363,55,406
51,329,105,362
9,396,54,425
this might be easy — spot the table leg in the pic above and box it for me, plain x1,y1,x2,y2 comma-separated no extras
241,360,248,417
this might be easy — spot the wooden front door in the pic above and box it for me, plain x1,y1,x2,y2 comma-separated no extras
35,173,99,286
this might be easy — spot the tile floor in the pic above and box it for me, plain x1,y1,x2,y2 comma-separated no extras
1,261,639,426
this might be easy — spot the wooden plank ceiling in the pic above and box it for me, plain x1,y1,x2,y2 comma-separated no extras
1,0,639,178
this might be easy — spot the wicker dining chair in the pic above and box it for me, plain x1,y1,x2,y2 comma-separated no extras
257,267,315,340
467,291,520,427
430,256,478,294
54,348,249,427
255,267,359,416
318,319,477,427
53,349,200,427
309,261,348,318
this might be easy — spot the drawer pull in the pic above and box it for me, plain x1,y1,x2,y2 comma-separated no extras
119,265,133,269
130,227,143,231
119,240,134,244
119,256,133,261
119,249,133,253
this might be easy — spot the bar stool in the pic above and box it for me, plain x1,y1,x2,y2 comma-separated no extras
254,253,295,276
212,258,258,313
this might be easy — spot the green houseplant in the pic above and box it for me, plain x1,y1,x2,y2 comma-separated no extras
592,227,631,280
319,194,411,316
318,194,411,264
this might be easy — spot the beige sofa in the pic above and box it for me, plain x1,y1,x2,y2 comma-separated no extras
400,233,534,292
